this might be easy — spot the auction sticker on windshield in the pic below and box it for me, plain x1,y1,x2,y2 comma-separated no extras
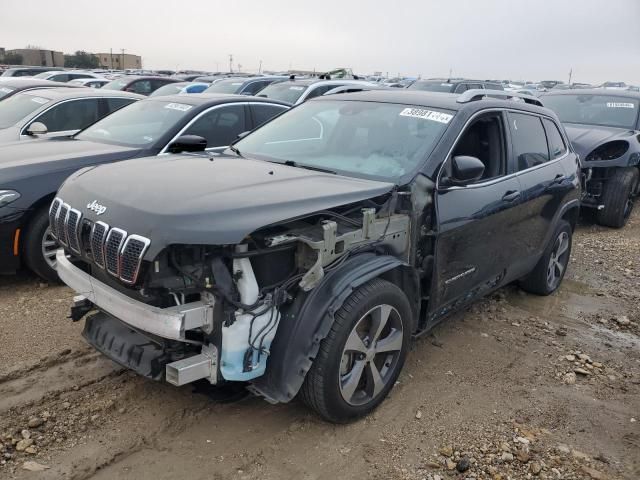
400,108,453,124
606,102,635,109
290,86,304,91
0,87,13,94
30,97,49,104
164,103,192,112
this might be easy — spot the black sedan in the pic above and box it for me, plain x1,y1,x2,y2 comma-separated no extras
0,78,78,102
0,94,289,281
0,87,142,144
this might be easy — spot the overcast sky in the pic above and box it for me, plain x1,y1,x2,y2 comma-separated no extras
2,0,639,84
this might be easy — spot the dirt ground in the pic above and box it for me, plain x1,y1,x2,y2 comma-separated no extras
0,210,638,480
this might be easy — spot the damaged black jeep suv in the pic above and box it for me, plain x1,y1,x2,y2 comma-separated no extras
53,89,581,422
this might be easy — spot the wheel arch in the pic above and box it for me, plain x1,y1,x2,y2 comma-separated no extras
248,252,420,404
19,192,57,256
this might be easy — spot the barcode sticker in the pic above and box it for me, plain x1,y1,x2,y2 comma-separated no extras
399,108,453,124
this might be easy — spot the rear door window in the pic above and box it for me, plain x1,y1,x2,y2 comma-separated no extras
509,112,550,171
250,104,288,128
183,104,247,148
131,80,152,95
542,118,568,159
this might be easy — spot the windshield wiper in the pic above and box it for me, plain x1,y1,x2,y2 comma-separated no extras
282,160,336,174
228,144,242,156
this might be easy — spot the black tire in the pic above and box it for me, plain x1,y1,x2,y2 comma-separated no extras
23,207,60,283
596,167,639,228
300,278,412,423
519,220,572,296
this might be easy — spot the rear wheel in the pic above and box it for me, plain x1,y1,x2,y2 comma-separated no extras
300,278,412,423
596,167,639,228
519,220,572,296
23,207,60,283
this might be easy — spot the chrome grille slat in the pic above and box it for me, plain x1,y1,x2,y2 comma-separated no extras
49,198,62,238
90,221,109,268
105,228,127,277
119,235,151,284
65,208,82,254
56,204,70,246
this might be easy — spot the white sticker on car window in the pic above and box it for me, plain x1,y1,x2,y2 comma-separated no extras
0,87,13,94
399,108,453,124
606,102,635,109
164,102,192,112
30,97,49,104
290,86,304,91
231,82,242,85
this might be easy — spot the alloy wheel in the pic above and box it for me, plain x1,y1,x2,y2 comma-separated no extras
338,304,404,406
41,227,58,270
547,231,569,290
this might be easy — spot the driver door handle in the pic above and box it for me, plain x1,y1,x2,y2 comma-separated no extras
502,190,521,202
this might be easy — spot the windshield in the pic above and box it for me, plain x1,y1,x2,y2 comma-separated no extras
150,84,183,97
543,94,640,129
102,79,129,90
233,100,453,182
75,99,194,147
0,85,17,100
408,81,455,93
0,92,51,129
257,82,309,104
204,80,245,94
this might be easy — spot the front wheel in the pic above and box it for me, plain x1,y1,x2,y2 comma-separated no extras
519,220,572,296
300,278,412,423
596,167,639,228
23,207,60,283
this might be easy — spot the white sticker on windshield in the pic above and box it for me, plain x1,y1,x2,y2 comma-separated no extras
164,102,192,112
441,83,451,87
0,87,13,94
399,108,453,124
30,97,49,104
606,102,634,109
231,82,242,85
290,86,304,91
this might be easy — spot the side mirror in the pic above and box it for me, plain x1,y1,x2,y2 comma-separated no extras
444,156,485,186
26,122,48,136
166,135,207,153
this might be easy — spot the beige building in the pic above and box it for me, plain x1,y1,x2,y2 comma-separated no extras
96,52,142,70
2,48,64,67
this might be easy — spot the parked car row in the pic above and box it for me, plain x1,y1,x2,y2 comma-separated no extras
0,73,637,423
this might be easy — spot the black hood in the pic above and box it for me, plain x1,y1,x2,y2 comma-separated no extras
57,154,395,259
563,123,638,159
0,137,141,185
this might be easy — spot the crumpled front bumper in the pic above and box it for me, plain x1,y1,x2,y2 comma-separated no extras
56,250,213,341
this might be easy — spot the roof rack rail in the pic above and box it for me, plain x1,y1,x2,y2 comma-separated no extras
457,89,544,107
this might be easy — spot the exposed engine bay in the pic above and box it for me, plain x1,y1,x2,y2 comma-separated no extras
63,194,413,389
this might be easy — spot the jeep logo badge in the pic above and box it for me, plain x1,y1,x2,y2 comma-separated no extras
87,200,107,215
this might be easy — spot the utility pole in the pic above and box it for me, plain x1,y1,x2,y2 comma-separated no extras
259,60,262,74
448,68,452,79
121,48,125,71
109,48,113,70
229,54,233,73
568,68,573,85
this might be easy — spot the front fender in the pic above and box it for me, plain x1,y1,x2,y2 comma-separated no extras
249,252,419,403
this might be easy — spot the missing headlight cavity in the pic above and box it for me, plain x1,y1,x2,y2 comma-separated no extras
586,140,630,161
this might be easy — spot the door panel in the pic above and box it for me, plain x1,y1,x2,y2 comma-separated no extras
433,175,523,316
508,113,567,265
